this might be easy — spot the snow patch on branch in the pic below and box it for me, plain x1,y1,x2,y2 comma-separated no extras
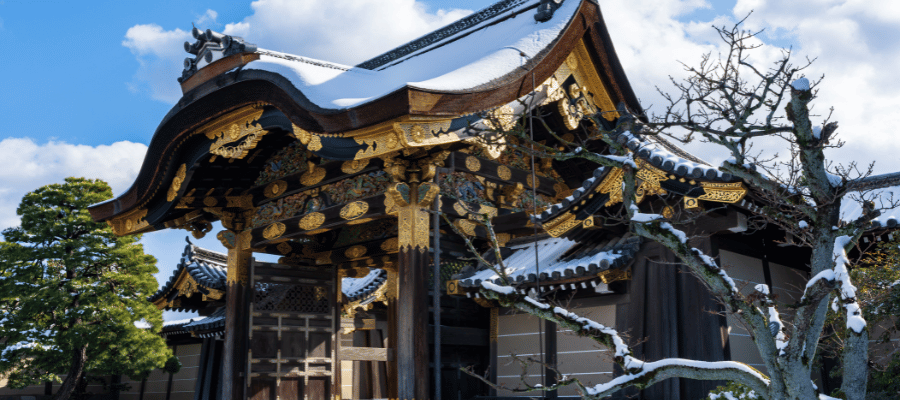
584,358,770,396
602,153,638,169
481,281,515,295
826,172,843,187
834,235,866,333
791,77,810,91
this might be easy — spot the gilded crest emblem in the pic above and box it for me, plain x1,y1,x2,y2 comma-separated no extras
465,156,481,172
299,212,325,231
340,201,369,220
345,245,367,259
263,222,286,240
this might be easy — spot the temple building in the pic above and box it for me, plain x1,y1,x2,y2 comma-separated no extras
40,0,894,399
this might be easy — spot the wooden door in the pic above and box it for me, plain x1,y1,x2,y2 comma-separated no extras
246,262,338,400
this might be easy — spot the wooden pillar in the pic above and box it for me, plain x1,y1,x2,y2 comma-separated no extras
544,320,557,399
488,307,499,397
222,231,252,400
390,180,438,400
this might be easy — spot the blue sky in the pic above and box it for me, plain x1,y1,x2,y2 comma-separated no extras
2,0,900,321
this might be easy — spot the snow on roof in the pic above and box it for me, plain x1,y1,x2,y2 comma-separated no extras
342,268,388,301
148,240,228,304
459,233,641,286
841,185,900,228
242,0,580,109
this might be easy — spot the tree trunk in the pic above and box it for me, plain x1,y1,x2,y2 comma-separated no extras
52,345,87,400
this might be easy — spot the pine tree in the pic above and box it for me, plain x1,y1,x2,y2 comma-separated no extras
0,178,171,400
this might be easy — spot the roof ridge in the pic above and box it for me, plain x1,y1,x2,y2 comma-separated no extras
355,0,535,70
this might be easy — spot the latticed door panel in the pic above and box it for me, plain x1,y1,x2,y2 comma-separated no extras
247,262,337,400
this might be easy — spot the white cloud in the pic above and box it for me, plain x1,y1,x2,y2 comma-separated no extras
0,138,147,230
221,0,471,65
123,0,472,104
598,0,900,174
196,9,218,26
122,24,191,103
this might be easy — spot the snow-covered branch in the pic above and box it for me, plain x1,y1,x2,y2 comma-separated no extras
477,282,771,397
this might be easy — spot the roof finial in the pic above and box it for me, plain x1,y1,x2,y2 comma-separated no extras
534,0,563,22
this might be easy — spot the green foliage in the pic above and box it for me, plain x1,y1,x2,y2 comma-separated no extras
0,178,171,389
162,355,182,374
707,381,760,399
868,353,900,398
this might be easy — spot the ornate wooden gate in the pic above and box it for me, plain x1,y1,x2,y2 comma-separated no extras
246,261,338,400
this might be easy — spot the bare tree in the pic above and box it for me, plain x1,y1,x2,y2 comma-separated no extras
453,20,900,400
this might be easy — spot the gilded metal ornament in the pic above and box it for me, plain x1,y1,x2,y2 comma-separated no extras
380,238,399,253
308,135,323,151
298,212,325,231
698,181,748,203
167,164,187,202
264,180,287,199
262,222,286,240
482,105,517,132
497,165,512,181
339,201,369,220
203,197,218,207
544,212,582,238
345,245,367,260
347,217,374,225
455,219,478,236
465,156,481,172
341,159,369,174
205,106,268,160
300,161,326,186
109,208,150,236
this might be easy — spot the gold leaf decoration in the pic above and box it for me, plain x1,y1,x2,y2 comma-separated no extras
299,212,325,231
206,106,268,160
345,245,367,259
264,180,287,199
308,135,323,151
380,238,399,253
341,159,369,174
300,161,326,186
262,222,286,240
203,197,218,207
167,164,187,202
339,201,369,220
497,165,512,181
465,156,481,172
482,105,516,132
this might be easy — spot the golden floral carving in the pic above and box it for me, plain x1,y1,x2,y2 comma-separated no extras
205,106,268,160
341,159,369,174
263,222,286,240
698,181,748,203
398,204,429,252
298,212,325,231
264,180,287,198
482,105,516,132
345,245,367,259
167,164,187,202
300,161,326,186
465,156,481,172
544,212,582,238
340,201,369,220
410,125,427,143
497,165,512,181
